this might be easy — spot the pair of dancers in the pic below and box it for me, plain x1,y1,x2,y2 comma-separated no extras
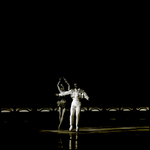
56,77,89,132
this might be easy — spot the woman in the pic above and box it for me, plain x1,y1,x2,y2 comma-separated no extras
56,77,70,130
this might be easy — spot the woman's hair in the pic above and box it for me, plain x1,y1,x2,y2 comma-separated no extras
60,84,65,90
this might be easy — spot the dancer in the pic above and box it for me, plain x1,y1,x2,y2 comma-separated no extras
56,77,70,130
59,83,89,132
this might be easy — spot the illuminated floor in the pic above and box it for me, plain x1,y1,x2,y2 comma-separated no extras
38,126,149,150
40,126,149,134
0,126,149,150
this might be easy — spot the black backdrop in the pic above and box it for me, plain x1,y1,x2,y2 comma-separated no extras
1,13,149,108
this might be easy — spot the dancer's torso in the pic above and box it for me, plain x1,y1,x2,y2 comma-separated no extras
71,89,83,106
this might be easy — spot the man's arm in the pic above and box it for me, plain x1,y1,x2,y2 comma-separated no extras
59,90,72,96
83,91,89,100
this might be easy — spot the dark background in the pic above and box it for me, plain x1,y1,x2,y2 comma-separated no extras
1,7,149,108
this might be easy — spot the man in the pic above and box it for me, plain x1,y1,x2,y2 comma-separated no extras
59,83,89,132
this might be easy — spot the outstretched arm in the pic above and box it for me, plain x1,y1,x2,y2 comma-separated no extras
59,90,72,96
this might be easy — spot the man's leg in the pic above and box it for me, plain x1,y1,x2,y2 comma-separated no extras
76,104,81,132
69,103,76,131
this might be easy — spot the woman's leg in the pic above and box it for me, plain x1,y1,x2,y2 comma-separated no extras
58,107,62,129
76,104,81,132
69,103,76,131
58,107,62,122
58,108,66,129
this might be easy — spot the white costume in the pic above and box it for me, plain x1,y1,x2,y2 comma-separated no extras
59,88,89,131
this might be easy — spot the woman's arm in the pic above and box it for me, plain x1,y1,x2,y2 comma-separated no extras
63,77,70,90
67,82,70,91
57,78,62,92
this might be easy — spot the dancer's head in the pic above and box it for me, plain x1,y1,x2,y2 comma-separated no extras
60,84,65,91
74,83,78,89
